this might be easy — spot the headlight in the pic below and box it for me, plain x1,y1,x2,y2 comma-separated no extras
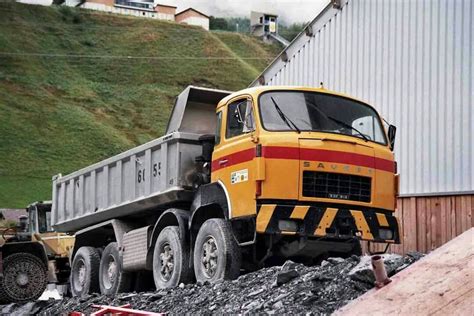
278,220,298,232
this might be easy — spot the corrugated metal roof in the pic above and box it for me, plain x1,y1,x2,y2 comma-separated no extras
251,0,473,196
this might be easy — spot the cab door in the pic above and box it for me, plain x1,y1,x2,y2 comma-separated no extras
211,96,257,219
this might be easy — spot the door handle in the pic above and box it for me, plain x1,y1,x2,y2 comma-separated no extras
219,159,228,165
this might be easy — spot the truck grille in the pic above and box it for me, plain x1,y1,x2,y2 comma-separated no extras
302,171,371,202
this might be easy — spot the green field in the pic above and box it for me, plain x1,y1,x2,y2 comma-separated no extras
0,3,280,207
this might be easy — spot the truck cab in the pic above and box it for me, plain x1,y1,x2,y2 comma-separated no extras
207,86,399,261
27,202,74,265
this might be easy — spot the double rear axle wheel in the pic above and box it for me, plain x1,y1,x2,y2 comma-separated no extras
152,219,241,288
70,218,242,297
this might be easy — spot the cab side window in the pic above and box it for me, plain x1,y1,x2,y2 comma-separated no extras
226,99,255,139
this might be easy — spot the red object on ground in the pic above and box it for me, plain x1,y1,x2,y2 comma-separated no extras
70,304,163,316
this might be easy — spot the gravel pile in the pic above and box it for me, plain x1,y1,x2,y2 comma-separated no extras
1,253,423,315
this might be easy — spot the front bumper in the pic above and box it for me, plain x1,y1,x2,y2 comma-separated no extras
256,203,400,243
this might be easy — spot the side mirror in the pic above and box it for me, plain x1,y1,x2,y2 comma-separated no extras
388,125,396,151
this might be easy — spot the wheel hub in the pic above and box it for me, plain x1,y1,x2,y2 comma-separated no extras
4,254,47,302
15,272,29,287
103,255,117,289
201,236,218,278
159,242,174,281
107,258,117,282
78,263,86,286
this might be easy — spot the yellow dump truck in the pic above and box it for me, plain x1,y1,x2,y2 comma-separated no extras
51,86,400,297
0,202,74,303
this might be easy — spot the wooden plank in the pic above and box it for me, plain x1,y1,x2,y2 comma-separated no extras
391,198,404,255
416,197,426,254
455,196,463,236
425,198,432,252
439,197,448,245
450,196,457,240
335,228,474,316
432,288,474,316
472,195,474,228
429,197,437,251
402,199,409,254
461,195,471,232
360,241,368,255
408,197,418,252
444,197,452,242
434,197,443,249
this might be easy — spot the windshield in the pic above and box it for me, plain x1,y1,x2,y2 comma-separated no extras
258,91,387,144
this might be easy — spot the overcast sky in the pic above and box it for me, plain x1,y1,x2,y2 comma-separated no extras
163,0,329,24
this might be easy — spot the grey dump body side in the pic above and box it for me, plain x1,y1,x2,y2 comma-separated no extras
51,86,231,233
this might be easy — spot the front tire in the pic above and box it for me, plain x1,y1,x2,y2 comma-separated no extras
70,246,100,297
2,253,48,303
193,218,241,283
153,226,192,289
99,242,132,295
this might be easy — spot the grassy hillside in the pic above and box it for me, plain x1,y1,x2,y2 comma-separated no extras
0,3,280,207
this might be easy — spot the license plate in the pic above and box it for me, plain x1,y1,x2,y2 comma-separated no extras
328,193,349,200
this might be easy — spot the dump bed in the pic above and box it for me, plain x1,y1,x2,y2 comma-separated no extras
52,86,230,232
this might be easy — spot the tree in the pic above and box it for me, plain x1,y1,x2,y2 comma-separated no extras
209,16,229,31
278,22,307,42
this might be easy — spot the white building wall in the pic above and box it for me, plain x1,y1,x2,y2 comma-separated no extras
80,3,174,21
251,0,473,196
81,2,113,12
180,16,209,30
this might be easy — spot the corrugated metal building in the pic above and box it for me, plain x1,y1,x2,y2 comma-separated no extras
251,0,473,253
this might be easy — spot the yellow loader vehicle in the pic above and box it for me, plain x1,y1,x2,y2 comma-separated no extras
51,86,400,297
0,202,74,303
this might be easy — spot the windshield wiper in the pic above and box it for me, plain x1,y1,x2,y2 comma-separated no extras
270,97,301,133
306,101,369,142
326,116,369,142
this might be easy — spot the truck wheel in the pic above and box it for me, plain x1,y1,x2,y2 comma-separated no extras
153,226,192,289
2,253,48,303
70,246,100,297
193,218,241,283
99,242,132,295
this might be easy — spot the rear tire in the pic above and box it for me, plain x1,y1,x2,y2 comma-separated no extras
153,226,192,289
193,218,241,283
2,253,48,303
99,242,132,295
70,247,101,297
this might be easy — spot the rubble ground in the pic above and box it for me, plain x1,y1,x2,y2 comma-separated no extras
1,253,423,315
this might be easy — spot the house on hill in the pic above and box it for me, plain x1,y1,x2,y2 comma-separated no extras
60,0,210,29
0,208,27,222
76,0,176,21
250,11,289,46
175,8,209,31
